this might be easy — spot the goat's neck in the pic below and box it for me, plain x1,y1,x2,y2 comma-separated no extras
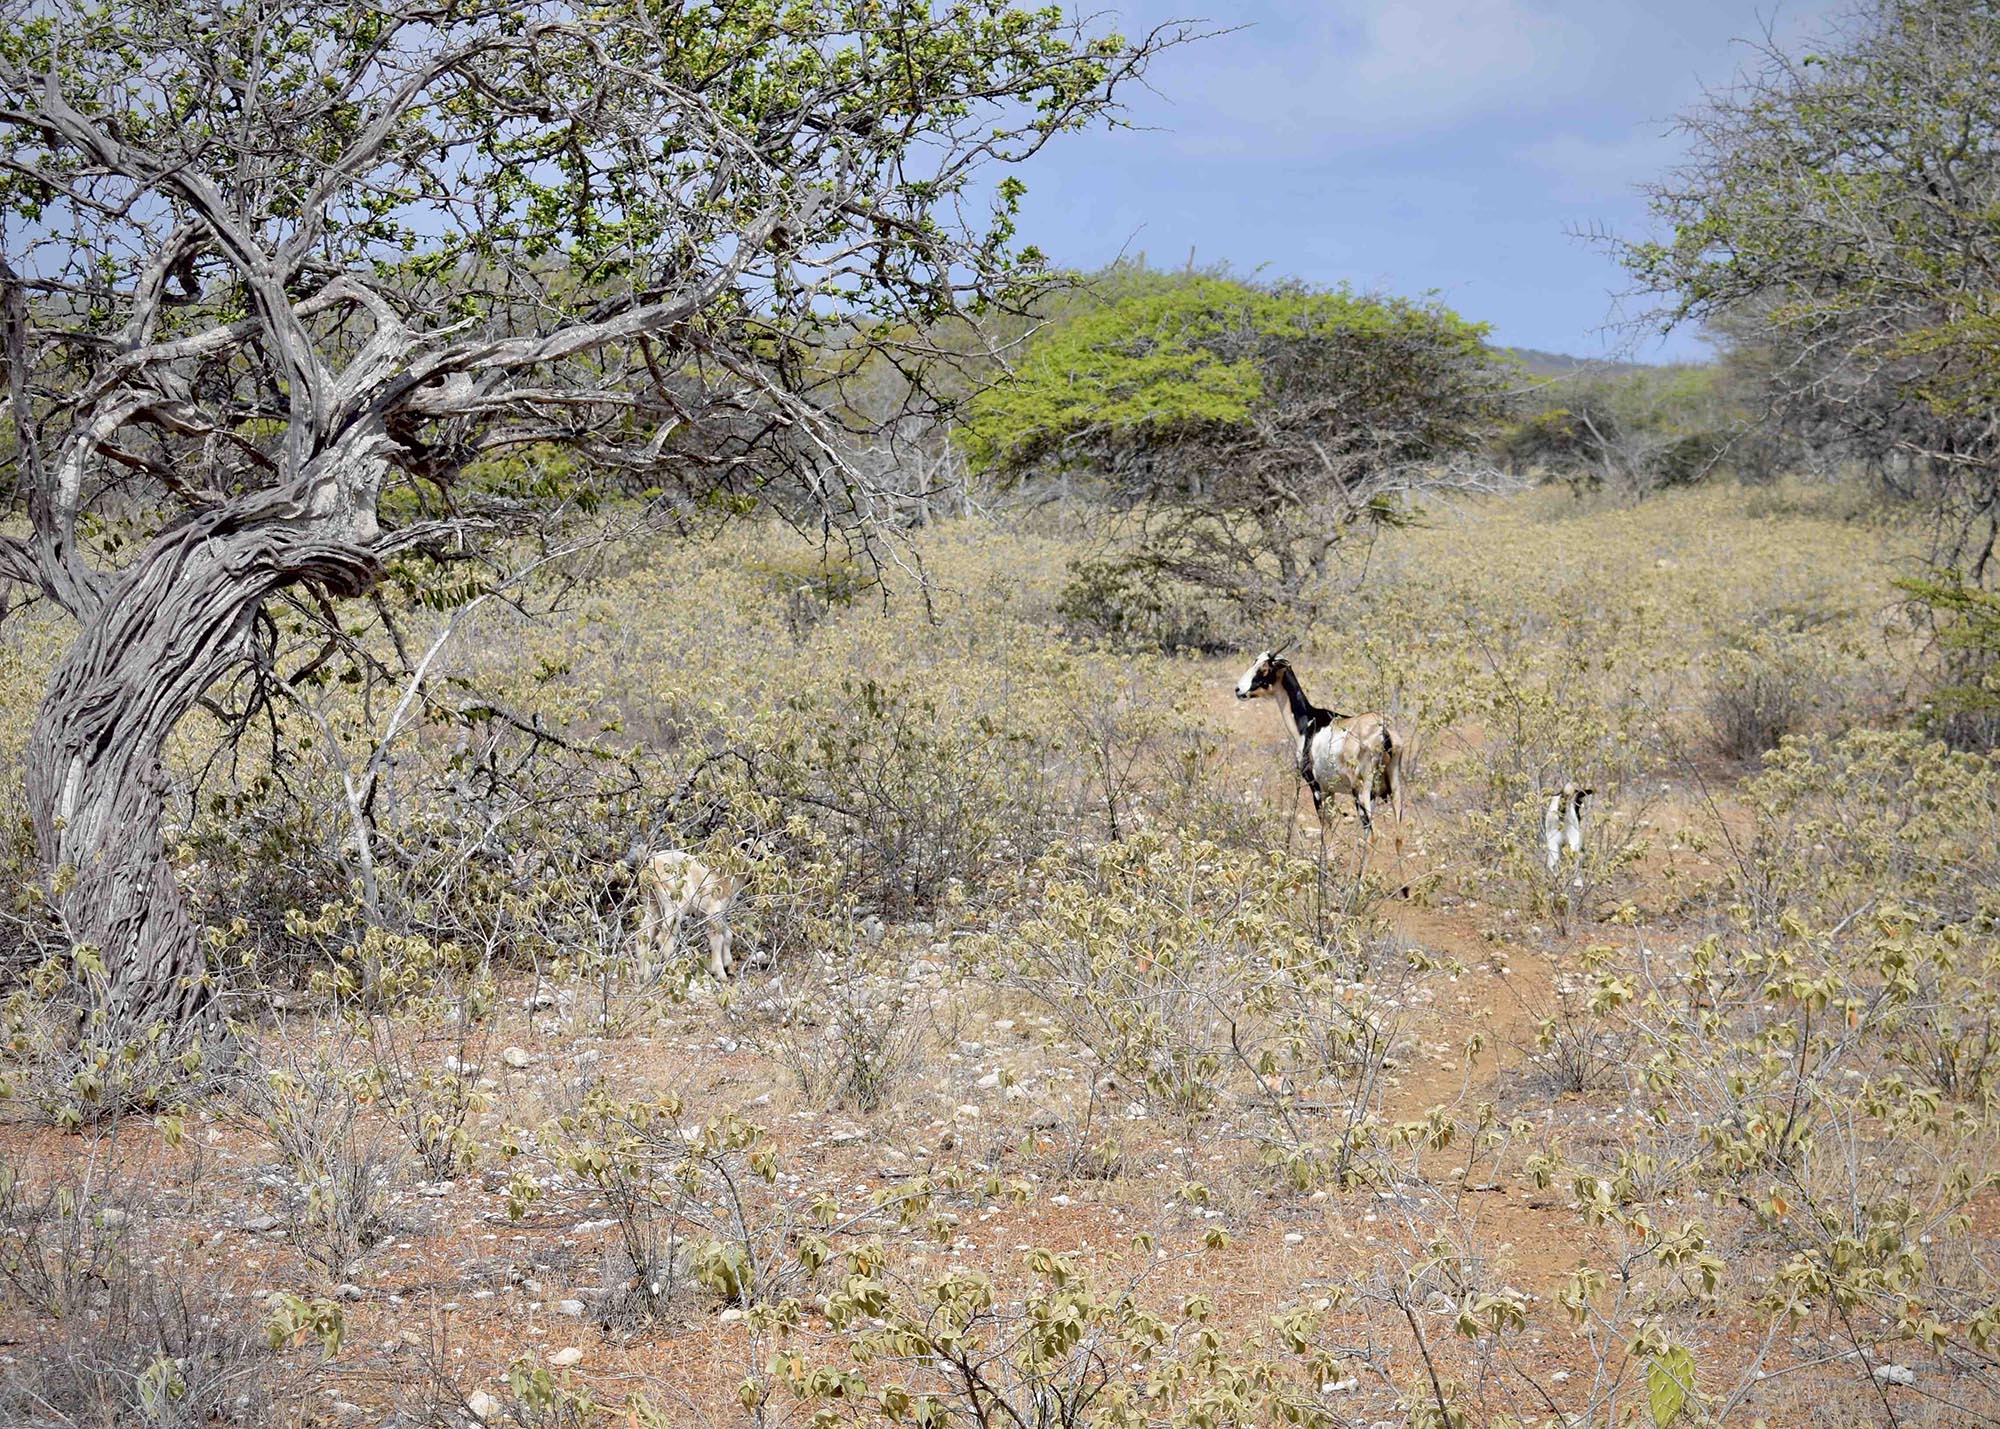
1276,667,1334,739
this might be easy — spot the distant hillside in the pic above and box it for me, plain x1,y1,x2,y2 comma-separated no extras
1497,346,1672,378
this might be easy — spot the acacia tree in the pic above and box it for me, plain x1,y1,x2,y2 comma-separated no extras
961,273,1506,639
0,0,1181,1076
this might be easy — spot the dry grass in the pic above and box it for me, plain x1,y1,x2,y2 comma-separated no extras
1,482,1991,1428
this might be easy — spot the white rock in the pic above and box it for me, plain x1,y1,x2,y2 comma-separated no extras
549,1346,583,1368
554,1299,586,1317
501,1046,533,1069
466,1389,501,1420
975,1072,1001,1090
718,1307,747,1323
1873,1364,1916,1386
1283,1232,1304,1245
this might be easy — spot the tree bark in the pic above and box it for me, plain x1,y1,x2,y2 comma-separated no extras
23,494,382,1063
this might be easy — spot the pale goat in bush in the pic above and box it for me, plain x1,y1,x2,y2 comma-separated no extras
636,850,745,981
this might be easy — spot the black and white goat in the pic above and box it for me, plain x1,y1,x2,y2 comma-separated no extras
1235,649,1407,836
1541,783,1592,883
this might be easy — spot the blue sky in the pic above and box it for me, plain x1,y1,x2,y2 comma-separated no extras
1009,1,1842,361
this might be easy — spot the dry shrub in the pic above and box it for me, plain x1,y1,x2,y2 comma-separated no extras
989,831,1411,1189
0,1159,300,1427
1706,616,1865,761
1055,552,1245,653
1527,730,2000,1421
232,1039,400,1281
755,937,935,1113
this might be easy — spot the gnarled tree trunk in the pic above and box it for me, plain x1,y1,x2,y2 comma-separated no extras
23,490,382,1078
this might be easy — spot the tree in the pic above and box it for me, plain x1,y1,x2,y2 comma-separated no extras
1624,0,2000,577
1495,364,1738,498
960,272,1507,639
1624,0,2000,744
0,0,1184,1091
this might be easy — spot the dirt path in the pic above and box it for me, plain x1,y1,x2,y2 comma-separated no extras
1202,663,1553,1117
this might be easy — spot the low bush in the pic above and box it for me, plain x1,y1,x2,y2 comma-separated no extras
989,832,1412,1189
233,1041,399,1281
1706,618,1866,761
0,1159,304,1427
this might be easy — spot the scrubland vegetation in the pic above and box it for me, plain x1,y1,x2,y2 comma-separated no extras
5,481,1997,1429
5,0,2000,1424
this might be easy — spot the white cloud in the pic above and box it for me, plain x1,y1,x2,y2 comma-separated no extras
1151,0,1602,157
1340,0,1590,122
1515,127,1686,202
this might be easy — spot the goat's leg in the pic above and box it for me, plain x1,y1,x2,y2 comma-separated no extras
705,914,732,981
1313,796,1330,942
1345,810,1374,914
1352,748,1378,835
654,899,690,982
636,893,663,982
1381,755,1406,857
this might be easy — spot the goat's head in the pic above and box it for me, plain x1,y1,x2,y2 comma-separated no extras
1235,647,1290,700
1556,783,1595,817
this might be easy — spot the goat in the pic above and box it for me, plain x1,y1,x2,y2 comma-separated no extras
1542,783,1592,883
1235,648,1407,836
636,849,746,981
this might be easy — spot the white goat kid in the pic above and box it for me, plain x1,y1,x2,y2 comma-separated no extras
1235,649,1407,837
1541,783,1592,885
636,850,745,981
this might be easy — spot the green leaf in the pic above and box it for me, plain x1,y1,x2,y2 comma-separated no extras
1648,1346,1696,1427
